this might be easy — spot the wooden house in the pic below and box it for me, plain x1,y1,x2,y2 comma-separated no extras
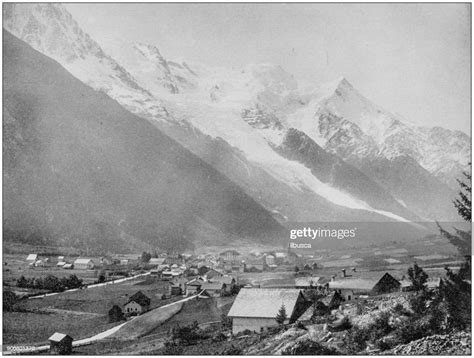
204,268,225,280
49,332,73,355
329,272,401,300
227,288,308,334
210,275,236,294
201,282,226,297
73,258,95,270
124,291,150,316
186,278,203,296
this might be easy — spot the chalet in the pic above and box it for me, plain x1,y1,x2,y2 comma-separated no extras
169,282,183,296
227,288,308,334
124,291,150,315
201,282,226,297
294,277,321,289
372,273,401,294
210,275,236,293
204,268,225,280
49,332,73,355
169,277,188,295
62,263,73,270
186,278,203,296
73,258,95,270
26,254,38,263
320,291,344,310
149,258,166,267
329,272,401,300
56,261,66,267
265,255,275,266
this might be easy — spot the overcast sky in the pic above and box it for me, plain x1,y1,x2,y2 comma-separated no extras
66,3,471,134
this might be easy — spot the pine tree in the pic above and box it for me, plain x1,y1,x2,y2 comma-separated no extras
453,166,471,222
407,262,428,291
275,303,287,325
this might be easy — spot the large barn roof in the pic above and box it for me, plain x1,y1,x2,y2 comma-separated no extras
329,278,376,291
328,272,400,291
227,288,302,318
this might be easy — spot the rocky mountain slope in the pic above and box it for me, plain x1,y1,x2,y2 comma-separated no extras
3,3,469,226
3,30,285,252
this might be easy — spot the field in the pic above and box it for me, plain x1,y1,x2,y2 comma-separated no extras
3,311,118,346
75,296,235,355
3,254,104,288
3,274,179,346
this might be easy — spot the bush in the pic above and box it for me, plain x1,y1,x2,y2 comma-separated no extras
219,344,242,355
162,341,183,355
221,313,232,330
3,290,18,312
170,321,208,345
282,340,339,355
342,325,370,353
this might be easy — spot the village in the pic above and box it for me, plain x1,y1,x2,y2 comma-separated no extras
3,241,470,355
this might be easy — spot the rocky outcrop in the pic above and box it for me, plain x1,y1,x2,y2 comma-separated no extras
388,331,471,355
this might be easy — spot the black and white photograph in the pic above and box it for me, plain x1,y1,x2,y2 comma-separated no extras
2,2,472,355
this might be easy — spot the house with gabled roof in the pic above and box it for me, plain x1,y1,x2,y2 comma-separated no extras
204,268,225,280
329,272,400,300
294,276,321,289
186,278,204,296
124,291,151,315
210,275,236,293
73,258,95,270
227,288,308,334
201,281,226,297
149,257,166,267
49,332,73,355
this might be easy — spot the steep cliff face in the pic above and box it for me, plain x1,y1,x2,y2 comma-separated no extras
3,30,285,251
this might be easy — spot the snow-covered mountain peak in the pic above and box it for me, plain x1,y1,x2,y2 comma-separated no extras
3,3,104,62
4,3,169,120
134,42,165,62
244,63,298,93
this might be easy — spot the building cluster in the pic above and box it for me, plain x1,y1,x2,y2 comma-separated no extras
227,270,438,334
25,253,134,271
196,249,318,274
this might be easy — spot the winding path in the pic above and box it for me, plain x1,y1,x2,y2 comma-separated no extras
4,287,201,355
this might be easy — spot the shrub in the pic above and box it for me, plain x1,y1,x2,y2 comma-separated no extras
221,313,232,330
219,344,242,355
171,321,207,345
3,290,18,312
282,340,339,355
342,325,369,353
